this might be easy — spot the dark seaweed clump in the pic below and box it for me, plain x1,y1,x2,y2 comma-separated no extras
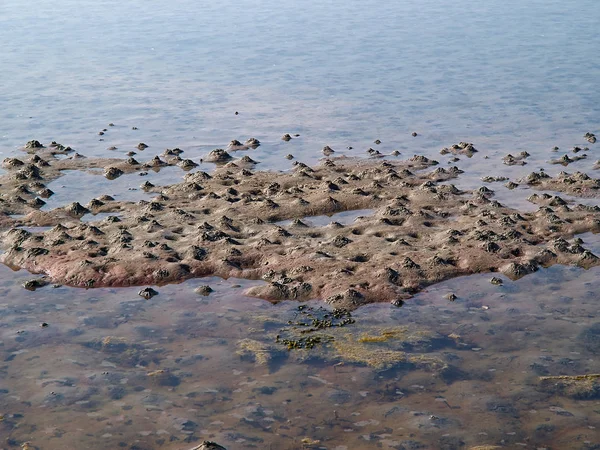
275,305,355,350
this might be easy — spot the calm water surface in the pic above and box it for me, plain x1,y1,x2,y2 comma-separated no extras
1,0,600,448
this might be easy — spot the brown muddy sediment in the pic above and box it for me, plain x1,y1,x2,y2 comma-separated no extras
2,142,600,310
519,170,600,198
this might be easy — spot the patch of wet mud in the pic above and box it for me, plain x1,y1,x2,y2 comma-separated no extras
3,143,600,311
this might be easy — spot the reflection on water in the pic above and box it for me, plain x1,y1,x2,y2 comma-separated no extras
2,239,600,449
276,209,375,227
81,212,123,223
14,226,52,233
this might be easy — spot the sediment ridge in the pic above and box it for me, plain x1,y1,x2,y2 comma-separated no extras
2,141,600,310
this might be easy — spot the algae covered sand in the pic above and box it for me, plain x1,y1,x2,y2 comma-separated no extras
2,140,600,310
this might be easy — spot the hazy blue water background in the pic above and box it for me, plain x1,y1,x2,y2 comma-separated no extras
1,0,599,166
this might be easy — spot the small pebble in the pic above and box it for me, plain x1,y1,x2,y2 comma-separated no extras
195,285,214,296
139,287,158,299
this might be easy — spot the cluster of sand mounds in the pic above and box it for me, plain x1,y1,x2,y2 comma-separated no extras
2,142,600,310
519,170,600,197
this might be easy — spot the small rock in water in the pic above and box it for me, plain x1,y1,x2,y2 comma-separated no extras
322,145,335,156
282,134,292,141
244,137,260,147
104,167,124,180
40,322,49,328
189,442,227,450
205,148,232,162
22,278,49,291
445,293,457,301
138,287,158,299
490,277,503,285
195,285,214,296
412,132,418,137
25,140,44,149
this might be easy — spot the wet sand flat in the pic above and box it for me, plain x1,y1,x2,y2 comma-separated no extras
2,140,600,313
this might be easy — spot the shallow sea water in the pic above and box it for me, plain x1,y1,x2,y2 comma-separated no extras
1,0,600,448
2,245,600,449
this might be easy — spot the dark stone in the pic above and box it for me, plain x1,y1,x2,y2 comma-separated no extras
139,287,159,299
578,322,600,354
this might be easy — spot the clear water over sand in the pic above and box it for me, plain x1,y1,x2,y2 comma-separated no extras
1,0,600,448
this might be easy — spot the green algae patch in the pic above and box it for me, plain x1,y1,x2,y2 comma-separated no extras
236,338,286,367
357,327,410,343
333,326,449,371
332,337,408,370
539,374,600,400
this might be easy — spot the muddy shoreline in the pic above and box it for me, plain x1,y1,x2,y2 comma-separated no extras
1,139,600,310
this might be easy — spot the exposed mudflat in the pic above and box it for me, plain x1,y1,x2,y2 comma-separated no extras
2,140,600,310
